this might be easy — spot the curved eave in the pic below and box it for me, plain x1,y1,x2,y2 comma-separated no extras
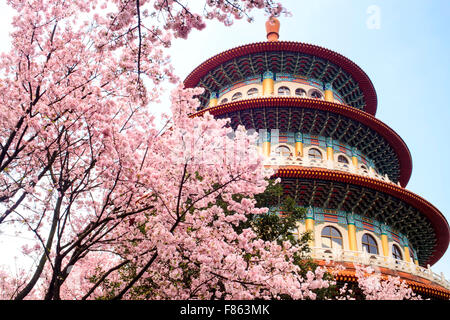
330,265,450,299
273,167,450,267
191,97,412,187
184,41,377,115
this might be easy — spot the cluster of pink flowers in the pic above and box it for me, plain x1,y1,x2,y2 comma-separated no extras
353,264,422,300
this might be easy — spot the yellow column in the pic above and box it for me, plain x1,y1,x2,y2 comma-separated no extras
262,71,274,96
380,225,390,258
326,137,333,161
381,234,389,257
295,142,303,157
402,236,412,263
261,129,271,157
208,92,218,108
404,246,411,263
347,224,358,251
351,147,358,168
294,132,303,157
263,142,271,157
305,219,314,233
305,207,315,248
347,214,358,251
324,83,334,102
327,147,334,160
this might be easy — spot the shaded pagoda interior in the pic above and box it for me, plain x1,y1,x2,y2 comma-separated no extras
213,104,402,183
190,46,369,111
280,176,436,266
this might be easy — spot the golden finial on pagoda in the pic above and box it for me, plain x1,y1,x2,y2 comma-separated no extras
265,16,280,41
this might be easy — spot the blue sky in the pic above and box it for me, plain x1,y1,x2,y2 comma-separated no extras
0,0,449,286
168,0,450,279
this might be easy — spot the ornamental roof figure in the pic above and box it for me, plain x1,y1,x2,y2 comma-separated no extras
265,16,280,41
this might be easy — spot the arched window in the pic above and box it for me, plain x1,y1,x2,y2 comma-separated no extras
310,90,322,99
392,244,403,260
278,86,291,96
362,234,378,254
220,98,228,104
308,148,322,160
321,226,343,249
361,164,368,173
295,88,306,97
231,92,242,101
247,88,258,97
275,145,291,157
337,155,349,164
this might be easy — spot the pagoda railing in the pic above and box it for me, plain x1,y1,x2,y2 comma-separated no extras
264,156,397,186
310,247,450,290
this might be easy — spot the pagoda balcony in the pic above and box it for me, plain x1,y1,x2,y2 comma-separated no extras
310,247,450,291
264,155,397,186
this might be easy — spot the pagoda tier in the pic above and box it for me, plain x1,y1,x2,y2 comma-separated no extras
192,97,411,186
274,168,448,267
184,41,377,115
183,18,450,297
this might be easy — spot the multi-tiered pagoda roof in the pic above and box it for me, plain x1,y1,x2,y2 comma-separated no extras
184,17,450,298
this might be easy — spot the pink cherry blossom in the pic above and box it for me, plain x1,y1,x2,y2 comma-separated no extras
352,264,422,300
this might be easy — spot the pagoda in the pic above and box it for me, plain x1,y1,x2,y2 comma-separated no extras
184,17,450,299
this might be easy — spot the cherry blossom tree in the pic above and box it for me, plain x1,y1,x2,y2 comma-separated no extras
0,0,334,300
0,0,423,301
